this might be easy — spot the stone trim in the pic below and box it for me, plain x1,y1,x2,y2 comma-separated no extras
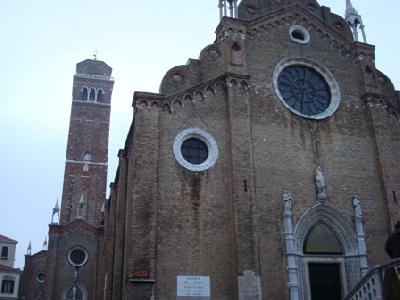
72,100,111,107
67,247,89,267
173,128,218,172
74,73,113,81
66,160,108,166
289,25,310,44
273,57,341,120
294,204,361,299
283,200,364,300
61,282,88,300
133,74,250,113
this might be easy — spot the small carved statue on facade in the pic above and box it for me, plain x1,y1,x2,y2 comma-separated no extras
283,191,292,215
315,166,327,201
352,195,363,218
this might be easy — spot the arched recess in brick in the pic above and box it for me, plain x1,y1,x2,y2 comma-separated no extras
96,89,104,102
81,87,88,100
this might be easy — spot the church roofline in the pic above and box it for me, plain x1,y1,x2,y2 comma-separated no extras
76,58,111,68
0,264,22,274
49,218,103,237
24,249,48,260
217,3,354,44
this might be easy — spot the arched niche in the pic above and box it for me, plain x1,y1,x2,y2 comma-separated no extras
81,87,88,100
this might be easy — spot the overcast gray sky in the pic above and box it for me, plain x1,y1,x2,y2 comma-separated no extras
0,0,399,268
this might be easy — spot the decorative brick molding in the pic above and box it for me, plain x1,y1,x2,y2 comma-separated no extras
133,73,250,113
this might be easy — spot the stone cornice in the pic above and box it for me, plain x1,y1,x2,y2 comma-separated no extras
132,73,250,113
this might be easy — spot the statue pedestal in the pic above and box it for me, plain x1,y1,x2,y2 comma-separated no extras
317,194,328,203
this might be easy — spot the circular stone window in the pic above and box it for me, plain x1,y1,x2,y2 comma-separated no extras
173,128,218,172
35,272,46,283
273,57,341,119
289,25,310,44
67,247,88,267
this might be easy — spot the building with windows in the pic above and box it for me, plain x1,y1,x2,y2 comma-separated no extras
21,0,400,299
103,0,399,299
0,235,21,299
21,59,114,300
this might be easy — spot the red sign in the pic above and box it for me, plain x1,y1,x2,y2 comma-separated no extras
132,270,149,279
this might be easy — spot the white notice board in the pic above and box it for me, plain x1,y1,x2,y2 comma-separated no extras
177,276,210,297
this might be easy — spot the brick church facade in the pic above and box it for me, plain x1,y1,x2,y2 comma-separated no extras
22,0,400,299
22,59,114,300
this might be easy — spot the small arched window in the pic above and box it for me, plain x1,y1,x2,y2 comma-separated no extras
97,89,103,102
231,42,242,66
83,151,91,162
304,223,343,255
89,88,96,101
80,87,88,100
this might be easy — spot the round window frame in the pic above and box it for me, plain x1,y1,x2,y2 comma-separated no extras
289,25,310,44
35,271,46,283
173,128,218,172
67,247,88,267
272,57,341,120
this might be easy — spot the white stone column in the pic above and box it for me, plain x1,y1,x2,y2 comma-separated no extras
218,0,223,20
353,196,369,277
283,192,300,300
233,0,238,18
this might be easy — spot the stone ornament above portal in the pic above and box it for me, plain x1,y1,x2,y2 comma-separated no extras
273,57,341,120
173,128,218,172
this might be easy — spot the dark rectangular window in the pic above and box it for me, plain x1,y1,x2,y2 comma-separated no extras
0,247,8,259
1,280,15,294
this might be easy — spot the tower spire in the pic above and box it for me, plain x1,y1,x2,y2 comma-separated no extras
345,0,367,43
43,237,48,250
27,241,32,255
51,199,60,224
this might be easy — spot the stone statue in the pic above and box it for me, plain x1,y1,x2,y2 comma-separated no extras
283,191,292,216
315,166,327,201
353,195,363,218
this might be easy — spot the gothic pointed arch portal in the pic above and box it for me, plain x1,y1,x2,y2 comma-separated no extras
284,202,365,300
295,205,361,299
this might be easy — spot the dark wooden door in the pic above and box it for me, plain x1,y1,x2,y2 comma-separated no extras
308,263,342,300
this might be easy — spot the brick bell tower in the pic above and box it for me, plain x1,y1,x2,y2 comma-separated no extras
59,58,114,226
